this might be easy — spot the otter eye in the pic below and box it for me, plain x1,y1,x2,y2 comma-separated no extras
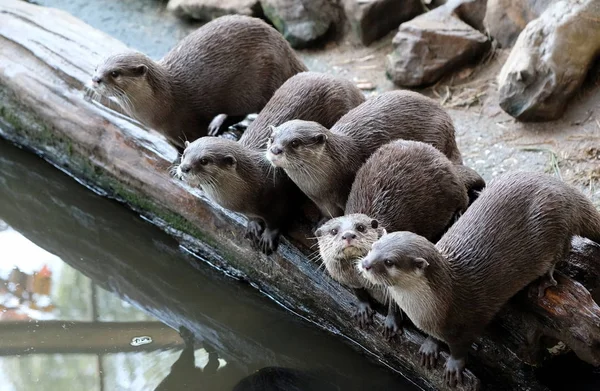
384,259,393,267
290,140,300,149
200,158,209,165
330,228,338,236
356,224,366,233
111,71,120,78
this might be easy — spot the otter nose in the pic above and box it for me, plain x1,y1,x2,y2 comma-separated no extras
342,232,356,241
179,164,191,174
362,258,372,271
270,146,283,155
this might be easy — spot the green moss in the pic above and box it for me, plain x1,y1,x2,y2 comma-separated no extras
0,94,228,258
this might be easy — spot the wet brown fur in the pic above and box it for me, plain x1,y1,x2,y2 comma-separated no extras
92,15,307,149
267,90,481,218
315,141,469,335
177,72,365,253
359,171,600,385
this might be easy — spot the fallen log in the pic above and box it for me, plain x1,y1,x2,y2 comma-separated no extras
1,1,599,390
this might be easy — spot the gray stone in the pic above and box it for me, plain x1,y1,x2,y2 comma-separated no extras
167,0,262,21
386,6,490,87
343,0,425,46
483,0,557,48
261,0,339,48
497,0,600,121
447,0,487,32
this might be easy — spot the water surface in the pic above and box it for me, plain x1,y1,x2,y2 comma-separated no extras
0,138,418,390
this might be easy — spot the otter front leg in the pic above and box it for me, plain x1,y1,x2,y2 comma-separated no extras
208,114,246,136
419,336,442,369
444,343,469,388
537,264,558,298
382,300,404,340
353,288,375,329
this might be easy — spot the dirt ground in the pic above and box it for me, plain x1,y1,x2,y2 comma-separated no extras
301,35,600,207
37,0,600,206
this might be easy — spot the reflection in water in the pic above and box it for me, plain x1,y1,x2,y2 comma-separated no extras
0,138,417,391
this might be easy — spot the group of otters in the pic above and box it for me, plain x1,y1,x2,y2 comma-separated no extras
90,15,600,387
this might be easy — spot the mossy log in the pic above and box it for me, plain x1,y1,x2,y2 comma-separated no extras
1,1,599,390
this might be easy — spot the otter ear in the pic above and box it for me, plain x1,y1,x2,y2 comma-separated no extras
370,219,379,229
412,257,429,270
269,125,277,136
134,64,148,76
223,155,236,167
313,134,327,144
184,140,190,148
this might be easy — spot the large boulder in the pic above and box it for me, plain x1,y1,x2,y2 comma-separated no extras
497,0,600,121
343,0,425,46
483,0,557,48
386,5,490,87
167,0,262,21
261,0,339,48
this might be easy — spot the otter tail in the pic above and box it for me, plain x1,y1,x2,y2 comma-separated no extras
454,164,486,206
574,195,600,244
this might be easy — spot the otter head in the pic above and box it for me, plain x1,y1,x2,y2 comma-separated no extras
315,214,386,281
176,138,238,190
265,120,329,169
90,52,157,117
358,231,433,289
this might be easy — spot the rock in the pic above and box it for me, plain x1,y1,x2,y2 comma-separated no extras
167,0,262,21
261,0,339,48
497,0,600,121
386,6,490,87
342,0,425,46
447,0,487,32
484,0,557,48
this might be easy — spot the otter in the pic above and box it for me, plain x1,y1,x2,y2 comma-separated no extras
266,90,484,220
315,141,469,337
357,171,600,387
90,15,307,150
176,72,365,254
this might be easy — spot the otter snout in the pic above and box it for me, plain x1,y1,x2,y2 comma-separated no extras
92,75,103,86
270,145,283,155
342,231,357,242
361,258,373,271
179,164,191,174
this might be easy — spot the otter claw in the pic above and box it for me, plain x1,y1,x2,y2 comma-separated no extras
355,303,374,329
259,229,280,255
444,356,466,388
419,337,440,369
245,220,264,246
208,114,228,136
382,313,402,340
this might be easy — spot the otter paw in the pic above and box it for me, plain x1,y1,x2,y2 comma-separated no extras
245,220,264,245
444,356,466,388
419,337,440,369
259,229,280,255
208,114,228,136
354,303,375,329
382,312,403,340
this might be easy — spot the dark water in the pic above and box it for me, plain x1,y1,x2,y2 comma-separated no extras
0,138,420,390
